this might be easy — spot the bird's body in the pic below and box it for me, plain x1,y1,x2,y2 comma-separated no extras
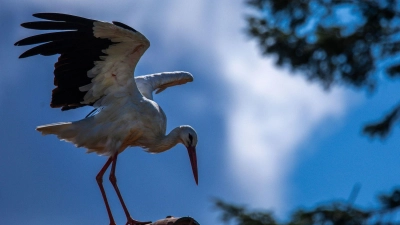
16,13,198,225
38,95,166,155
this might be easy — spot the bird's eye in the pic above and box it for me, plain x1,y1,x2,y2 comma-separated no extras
188,133,193,144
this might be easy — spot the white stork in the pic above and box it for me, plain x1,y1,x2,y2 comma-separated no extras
15,13,198,225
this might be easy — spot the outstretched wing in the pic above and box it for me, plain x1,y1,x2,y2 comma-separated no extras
15,13,150,110
135,71,194,100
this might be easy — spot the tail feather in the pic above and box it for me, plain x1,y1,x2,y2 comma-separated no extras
36,122,75,139
36,121,108,155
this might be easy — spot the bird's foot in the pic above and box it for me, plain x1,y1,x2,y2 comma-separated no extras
126,218,152,225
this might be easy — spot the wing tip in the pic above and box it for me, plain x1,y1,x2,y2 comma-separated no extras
31,12,96,25
112,21,138,33
32,12,62,18
20,22,29,28
18,51,32,58
32,12,48,19
177,71,194,81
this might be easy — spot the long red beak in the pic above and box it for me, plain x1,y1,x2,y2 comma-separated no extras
187,146,198,185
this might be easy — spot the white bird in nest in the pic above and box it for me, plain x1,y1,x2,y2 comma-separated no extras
15,13,199,225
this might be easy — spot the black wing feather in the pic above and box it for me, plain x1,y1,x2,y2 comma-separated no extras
18,41,66,58
33,13,96,25
15,13,115,111
15,31,89,46
112,21,137,33
21,21,88,30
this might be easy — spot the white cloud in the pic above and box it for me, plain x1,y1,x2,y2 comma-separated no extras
222,48,346,212
212,0,348,213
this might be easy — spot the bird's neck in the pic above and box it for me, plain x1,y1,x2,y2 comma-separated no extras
148,127,182,153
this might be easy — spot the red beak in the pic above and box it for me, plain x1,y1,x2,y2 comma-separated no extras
187,146,198,185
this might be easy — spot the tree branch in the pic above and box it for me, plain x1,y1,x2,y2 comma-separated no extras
363,104,400,138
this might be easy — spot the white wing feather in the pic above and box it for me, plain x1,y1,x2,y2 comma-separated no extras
135,71,194,100
79,21,150,105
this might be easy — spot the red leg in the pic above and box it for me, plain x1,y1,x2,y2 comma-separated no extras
109,153,151,225
96,157,116,225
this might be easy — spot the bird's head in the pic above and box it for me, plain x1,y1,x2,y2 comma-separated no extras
179,125,198,185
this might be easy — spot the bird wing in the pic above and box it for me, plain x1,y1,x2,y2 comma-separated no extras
84,71,193,118
135,71,194,100
15,13,150,110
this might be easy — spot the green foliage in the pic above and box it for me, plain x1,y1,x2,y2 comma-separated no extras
215,187,400,225
245,0,400,138
289,203,370,225
379,189,400,210
214,199,277,225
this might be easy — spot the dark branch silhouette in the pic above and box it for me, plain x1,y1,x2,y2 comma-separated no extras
245,0,400,138
215,187,400,224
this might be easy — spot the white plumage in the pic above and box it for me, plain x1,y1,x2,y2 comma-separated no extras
16,13,198,225
37,71,195,156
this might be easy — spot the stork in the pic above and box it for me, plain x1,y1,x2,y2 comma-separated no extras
15,13,198,225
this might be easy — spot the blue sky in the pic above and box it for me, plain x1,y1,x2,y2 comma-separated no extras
1,1,400,224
